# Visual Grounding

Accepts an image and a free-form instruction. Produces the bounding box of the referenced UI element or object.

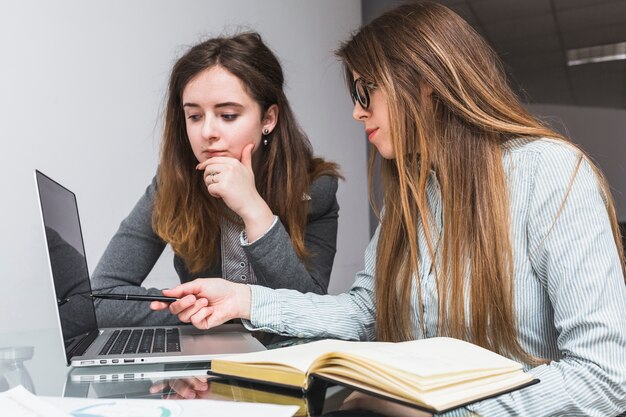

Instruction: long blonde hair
[337,1,624,363]
[154,32,339,273]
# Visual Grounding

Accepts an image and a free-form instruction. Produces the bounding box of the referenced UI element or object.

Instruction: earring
[262,128,270,146]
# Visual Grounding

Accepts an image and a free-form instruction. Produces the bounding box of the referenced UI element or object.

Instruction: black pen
[90,293,178,303]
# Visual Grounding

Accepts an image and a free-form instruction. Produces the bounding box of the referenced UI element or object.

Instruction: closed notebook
[209,337,539,413]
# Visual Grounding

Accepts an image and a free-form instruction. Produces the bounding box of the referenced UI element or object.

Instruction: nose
[352,101,369,121]
[201,116,218,141]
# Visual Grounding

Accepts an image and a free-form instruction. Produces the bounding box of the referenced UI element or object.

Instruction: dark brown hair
[154,32,339,273]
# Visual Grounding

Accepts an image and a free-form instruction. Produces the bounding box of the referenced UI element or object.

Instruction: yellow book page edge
[211,361,306,388]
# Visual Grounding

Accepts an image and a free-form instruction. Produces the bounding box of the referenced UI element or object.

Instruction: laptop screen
[35,170,99,353]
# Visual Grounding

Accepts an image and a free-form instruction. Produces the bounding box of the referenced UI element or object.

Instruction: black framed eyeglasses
[351,77,377,109]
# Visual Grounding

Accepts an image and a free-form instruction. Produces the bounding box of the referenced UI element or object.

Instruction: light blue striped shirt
[245,138,626,416]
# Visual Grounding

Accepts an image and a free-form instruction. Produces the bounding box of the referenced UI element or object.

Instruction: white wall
[528,104,626,222]
[0,0,368,332]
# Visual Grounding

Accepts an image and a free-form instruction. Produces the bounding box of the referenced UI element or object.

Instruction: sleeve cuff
[440,408,479,417]
[241,285,284,333]
[240,216,279,246]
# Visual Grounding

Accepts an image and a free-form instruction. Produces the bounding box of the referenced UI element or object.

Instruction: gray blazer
[91,175,339,327]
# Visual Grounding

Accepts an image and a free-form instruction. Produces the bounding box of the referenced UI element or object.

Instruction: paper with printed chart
[0,385,70,417]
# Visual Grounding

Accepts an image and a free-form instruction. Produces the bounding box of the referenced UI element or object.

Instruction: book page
[340,337,522,379]
[214,339,364,373]
[308,338,534,412]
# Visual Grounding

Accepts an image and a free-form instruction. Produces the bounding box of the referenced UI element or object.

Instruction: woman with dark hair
[92,32,341,327]
[153,3,626,415]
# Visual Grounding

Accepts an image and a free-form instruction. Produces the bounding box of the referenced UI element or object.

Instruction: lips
[366,128,379,141]
[204,150,226,158]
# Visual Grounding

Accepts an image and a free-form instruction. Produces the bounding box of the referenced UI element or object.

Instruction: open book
[210,337,538,413]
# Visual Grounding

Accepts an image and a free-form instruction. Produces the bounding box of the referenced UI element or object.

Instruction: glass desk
[0,329,361,417]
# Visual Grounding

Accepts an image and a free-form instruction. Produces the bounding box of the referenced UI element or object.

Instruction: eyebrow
[182,102,244,109]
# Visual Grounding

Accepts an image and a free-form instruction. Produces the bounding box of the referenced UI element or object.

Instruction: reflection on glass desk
[0,345,35,393]
[64,367,346,416]
[0,329,353,417]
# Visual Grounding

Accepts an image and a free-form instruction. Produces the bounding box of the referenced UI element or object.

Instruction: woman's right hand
[150,377,211,400]
[150,278,251,329]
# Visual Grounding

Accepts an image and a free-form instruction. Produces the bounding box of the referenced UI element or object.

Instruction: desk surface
[0,329,354,416]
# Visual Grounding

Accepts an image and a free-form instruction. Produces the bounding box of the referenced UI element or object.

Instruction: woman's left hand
[197,143,274,240]
[197,143,259,214]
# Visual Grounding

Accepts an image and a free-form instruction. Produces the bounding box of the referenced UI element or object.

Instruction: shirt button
[239,262,246,267]
[240,274,247,280]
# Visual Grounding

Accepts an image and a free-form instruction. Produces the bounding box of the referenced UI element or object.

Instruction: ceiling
[363,0,626,109]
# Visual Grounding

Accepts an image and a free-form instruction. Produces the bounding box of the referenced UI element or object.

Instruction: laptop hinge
[69,329,100,358]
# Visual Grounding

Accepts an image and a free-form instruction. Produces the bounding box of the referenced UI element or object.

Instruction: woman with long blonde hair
[153,3,625,415]
[92,32,341,328]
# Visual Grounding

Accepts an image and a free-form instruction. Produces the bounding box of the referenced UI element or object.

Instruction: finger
[161,286,187,298]
[201,162,229,175]
[168,294,198,315]
[190,306,217,330]
[170,379,197,398]
[175,298,209,322]
[186,377,209,391]
[204,172,220,188]
[150,301,170,311]
[162,280,209,298]
[149,381,169,394]
[197,157,236,171]
[206,181,223,199]
[171,387,196,399]
[201,163,230,188]
[241,143,255,169]
[162,393,184,400]
[196,156,228,171]
[207,188,223,199]
[182,391,197,400]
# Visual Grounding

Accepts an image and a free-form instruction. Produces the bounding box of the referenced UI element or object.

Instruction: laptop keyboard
[99,328,181,355]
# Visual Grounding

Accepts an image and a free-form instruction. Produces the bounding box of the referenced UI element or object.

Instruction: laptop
[34,170,265,367]
[66,361,214,384]
[63,365,312,416]
[63,363,215,399]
